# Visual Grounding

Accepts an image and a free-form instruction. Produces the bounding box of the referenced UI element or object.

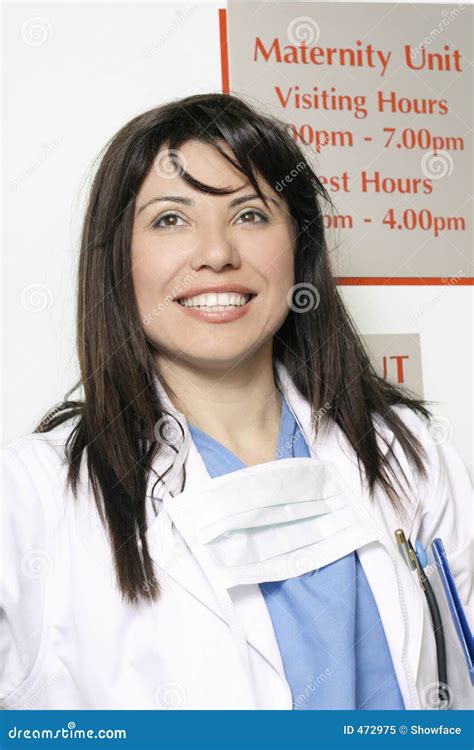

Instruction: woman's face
[131,139,295,371]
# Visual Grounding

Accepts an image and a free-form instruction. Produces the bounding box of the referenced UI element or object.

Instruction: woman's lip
[174,295,256,323]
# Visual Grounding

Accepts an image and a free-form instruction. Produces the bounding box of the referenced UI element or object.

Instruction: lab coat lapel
[278,364,424,708]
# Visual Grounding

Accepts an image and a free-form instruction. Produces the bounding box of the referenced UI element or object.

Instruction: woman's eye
[235,209,268,225]
[152,212,186,229]
[151,209,268,229]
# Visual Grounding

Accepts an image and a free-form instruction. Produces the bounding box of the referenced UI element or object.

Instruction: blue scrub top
[188,393,405,710]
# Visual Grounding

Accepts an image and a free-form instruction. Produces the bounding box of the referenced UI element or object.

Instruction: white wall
[341,285,472,468]
[2,1,472,469]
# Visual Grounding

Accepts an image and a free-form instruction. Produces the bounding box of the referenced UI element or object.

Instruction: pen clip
[407,540,426,592]
[394,529,425,592]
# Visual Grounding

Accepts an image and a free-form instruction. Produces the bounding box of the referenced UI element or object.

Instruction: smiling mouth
[176,292,256,310]
[173,291,257,323]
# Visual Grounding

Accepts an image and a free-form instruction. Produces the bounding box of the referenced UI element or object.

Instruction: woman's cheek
[132,241,169,307]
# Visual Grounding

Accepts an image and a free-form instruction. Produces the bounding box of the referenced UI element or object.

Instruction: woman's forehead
[137,139,278,202]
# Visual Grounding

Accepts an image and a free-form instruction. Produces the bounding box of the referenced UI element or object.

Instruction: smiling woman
[131,138,296,380]
[1,93,472,711]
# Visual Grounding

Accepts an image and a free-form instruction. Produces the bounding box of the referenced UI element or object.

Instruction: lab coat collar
[273,360,396,462]
[148,359,396,465]
[145,360,400,688]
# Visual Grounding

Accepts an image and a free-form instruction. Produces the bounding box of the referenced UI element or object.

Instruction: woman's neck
[155,352,282,465]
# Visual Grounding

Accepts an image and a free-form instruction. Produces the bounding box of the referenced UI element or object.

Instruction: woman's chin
[170,348,259,371]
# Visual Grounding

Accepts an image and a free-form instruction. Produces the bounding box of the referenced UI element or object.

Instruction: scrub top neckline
[188,388,292,467]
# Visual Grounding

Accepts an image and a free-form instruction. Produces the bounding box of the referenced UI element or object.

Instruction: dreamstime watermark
[287,282,321,313]
[142,531,201,592]
[275,160,308,193]
[8,723,127,740]
[10,137,65,192]
[420,681,454,709]
[154,681,188,709]
[421,149,454,180]
[286,547,321,578]
[19,669,67,709]
[299,141,321,166]
[275,427,304,458]
[292,669,332,708]
[275,402,331,458]
[287,16,320,45]
[425,415,454,445]
[20,283,54,313]
[153,148,188,181]
[410,4,465,59]
[35,401,68,432]
[142,271,198,325]
[20,549,54,579]
[408,268,465,325]
[314,401,332,420]
[20,16,53,46]
[423,538,461,583]
[142,5,198,60]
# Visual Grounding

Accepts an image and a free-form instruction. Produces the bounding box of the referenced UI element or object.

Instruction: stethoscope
[394,529,449,706]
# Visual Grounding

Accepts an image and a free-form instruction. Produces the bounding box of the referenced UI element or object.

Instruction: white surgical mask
[161,455,382,706]
[163,456,380,587]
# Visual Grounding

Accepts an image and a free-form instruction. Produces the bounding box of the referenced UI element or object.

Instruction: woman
[1,93,472,711]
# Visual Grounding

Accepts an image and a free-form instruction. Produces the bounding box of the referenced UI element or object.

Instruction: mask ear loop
[151,414,193,497]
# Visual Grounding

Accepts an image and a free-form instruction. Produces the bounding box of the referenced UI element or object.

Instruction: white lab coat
[1,362,473,710]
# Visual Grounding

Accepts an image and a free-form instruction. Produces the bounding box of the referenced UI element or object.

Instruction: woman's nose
[191,225,241,272]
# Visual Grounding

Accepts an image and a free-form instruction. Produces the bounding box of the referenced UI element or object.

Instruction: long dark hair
[35,92,434,604]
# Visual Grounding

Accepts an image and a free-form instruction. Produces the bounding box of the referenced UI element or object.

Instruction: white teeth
[178,292,251,308]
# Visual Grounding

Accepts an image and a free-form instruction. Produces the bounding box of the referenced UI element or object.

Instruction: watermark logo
[21,16,53,47]
[154,681,187,709]
[287,16,320,45]
[420,681,454,709]
[287,282,320,313]
[21,549,54,579]
[153,149,187,180]
[426,415,453,445]
[421,149,454,180]
[286,548,320,578]
[21,283,54,313]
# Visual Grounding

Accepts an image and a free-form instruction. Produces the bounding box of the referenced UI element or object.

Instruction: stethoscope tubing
[395,530,450,706]
[414,547,449,703]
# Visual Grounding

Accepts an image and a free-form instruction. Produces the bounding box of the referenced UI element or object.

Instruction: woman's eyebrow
[136,192,280,217]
